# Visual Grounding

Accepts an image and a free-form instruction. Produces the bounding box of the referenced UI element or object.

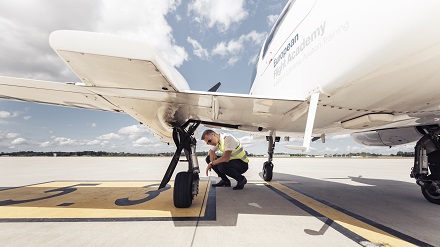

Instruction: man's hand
[209,151,217,164]
[206,162,212,176]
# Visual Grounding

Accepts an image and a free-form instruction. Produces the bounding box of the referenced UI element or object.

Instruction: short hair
[201,129,216,140]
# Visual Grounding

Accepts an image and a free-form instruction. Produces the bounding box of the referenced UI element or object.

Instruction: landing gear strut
[159,121,200,208]
[411,127,440,205]
[263,132,280,181]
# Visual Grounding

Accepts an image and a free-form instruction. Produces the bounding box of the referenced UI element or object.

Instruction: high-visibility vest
[218,134,249,163]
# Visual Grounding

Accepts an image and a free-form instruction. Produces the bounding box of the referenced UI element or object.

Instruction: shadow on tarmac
[193,171,430,226]
[186,171,438,246]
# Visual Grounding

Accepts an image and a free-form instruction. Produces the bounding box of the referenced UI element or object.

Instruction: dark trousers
[206,155,248,182]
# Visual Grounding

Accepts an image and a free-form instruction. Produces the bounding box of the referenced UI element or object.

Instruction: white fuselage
[250,0,440,132]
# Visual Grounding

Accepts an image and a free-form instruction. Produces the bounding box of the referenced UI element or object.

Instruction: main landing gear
[263,132,280,181]
[159,121,200,208]
[411,126,440,205]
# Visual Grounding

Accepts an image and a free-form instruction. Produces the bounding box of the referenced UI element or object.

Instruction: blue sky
[0,0,415,155]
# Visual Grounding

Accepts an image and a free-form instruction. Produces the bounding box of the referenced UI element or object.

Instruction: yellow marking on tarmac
[0,181,209,219]
[269,182,417,247]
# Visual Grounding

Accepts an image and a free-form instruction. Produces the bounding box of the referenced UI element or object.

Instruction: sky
[0,0,415,155]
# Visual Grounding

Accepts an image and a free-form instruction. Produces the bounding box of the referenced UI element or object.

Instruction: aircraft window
[262,1,294,59]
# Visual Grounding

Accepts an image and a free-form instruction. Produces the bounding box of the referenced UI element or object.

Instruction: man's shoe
[233,177,247,190]
[212,180,231,187]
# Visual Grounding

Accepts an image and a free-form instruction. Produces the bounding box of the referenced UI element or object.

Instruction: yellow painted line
[198,182,210,218]
[0,181,209,219]
[269,182,417,247]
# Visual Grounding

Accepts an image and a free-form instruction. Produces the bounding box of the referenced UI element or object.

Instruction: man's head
[201,129,219,146]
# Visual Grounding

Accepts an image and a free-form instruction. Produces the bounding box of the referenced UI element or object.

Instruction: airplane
[1,0,440,208]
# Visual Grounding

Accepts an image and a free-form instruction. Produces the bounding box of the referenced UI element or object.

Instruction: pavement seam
[190,176,212,247]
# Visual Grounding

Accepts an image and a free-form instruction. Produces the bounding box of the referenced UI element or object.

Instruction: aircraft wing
[0,76,120,112]
[0,30,312,142]
[0,74,306,142]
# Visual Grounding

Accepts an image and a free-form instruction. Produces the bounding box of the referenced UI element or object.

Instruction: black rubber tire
[263,161,273,181]
[421,185,440,205]
[174,172,194,208]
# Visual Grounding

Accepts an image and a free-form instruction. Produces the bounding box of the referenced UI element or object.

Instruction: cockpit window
[262,1,294,59]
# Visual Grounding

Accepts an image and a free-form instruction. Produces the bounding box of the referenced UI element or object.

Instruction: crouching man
[201,129,248,190]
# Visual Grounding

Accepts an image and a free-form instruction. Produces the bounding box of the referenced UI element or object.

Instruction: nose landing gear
[263,133,280,181]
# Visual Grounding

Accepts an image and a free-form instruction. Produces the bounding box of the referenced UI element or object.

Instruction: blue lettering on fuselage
[273,34,299,68]
[273,22,326,79]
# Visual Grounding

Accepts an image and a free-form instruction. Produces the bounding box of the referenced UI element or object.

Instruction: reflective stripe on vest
[218,134,249,163]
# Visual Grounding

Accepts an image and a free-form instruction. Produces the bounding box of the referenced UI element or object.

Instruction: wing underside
[0,76,119,112]
[0,74,306,142]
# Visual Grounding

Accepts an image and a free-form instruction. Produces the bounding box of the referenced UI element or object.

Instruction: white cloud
[239,135,253,145]
[324,147,340,153]
[0,111,21,118]
[267,14,278,27]
[226,57,240,67]
[0,132,19,139]
[212,40,242,57]
[91,123,97,128]
[188,0,248,31]
[0,0,101,81]
[86,140,100,146]
[97,133,122,141]
[118,125,149,139]
[211,31,266,67]
[40,141,50,148]
[329,134,350,140]
[11,138,27,145]
[0,0,187,83]
[5,133,19,139]
[0,111,11,118]
[212,31,266,64]
[245,30,267,44]
[133,137,155,147]
[97,0,188,67]
[186,36,209,60]
[53,137,80,146]
[23,116,31,120]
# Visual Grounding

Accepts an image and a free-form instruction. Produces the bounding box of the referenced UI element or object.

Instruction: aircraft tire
[263,161,273,181]
[421,184,440,205]
[174,171,193,208]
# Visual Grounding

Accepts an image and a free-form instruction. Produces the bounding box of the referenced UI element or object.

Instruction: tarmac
[0,156,439,247]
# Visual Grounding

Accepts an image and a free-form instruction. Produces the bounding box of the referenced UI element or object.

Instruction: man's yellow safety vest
[218,134,249,163]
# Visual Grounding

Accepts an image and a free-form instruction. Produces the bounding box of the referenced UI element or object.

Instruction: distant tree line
[391,151,414,157]
[0,151,415,157]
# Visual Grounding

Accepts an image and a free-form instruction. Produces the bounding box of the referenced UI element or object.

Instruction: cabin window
[262,1,294,59]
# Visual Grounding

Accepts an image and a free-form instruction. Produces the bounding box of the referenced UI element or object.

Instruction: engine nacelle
[351,127,423,146]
